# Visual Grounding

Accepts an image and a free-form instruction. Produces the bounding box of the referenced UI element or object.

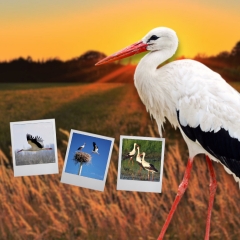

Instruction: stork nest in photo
[73,151,92,165]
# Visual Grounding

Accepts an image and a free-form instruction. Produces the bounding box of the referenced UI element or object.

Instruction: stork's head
[140,152,145,157]
[95,27,178,66]
[142,27,178,53]
[134,142,138,146]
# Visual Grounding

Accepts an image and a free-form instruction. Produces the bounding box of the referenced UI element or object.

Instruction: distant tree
[27,56,33,62]
[217,51,229,59]
[194,53,208,60]
[231,41,240,57]
[0,50,121,83]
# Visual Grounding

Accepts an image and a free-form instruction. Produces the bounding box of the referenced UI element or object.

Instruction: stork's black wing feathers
[26,134,44,148]
[149,163,158,172]
[177,111,240,178]
[93,142,98,150]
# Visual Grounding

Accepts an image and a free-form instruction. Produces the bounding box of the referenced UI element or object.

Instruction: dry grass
[1,131,240,240]
[0,82,240,239]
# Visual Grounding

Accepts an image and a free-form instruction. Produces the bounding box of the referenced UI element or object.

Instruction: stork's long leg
[158,158,193,240]
[205,155,217,240]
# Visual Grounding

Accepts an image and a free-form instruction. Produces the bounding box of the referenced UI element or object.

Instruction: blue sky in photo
[65,132,112,180]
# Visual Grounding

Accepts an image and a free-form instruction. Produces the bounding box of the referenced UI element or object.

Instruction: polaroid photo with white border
[10,119,58,177]
[117,135,165,193]
[61,129,114,192]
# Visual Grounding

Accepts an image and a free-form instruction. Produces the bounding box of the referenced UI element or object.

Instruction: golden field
[0,72,240,239]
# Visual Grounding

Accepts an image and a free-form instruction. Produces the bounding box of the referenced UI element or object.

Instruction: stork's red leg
[205,155,217,240]
[158,158,193,240]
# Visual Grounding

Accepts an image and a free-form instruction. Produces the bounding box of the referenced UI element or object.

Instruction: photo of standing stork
[77,142,85,151]
[122,142,138,165]
[120,137,164,182]
[135,146,144,176]
[140,152,158,180]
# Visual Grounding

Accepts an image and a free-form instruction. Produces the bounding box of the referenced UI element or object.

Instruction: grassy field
[120,158,161,181]
[0,80,240,239]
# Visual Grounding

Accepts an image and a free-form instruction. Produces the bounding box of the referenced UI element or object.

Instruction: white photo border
[61,129,114,192]
[117,135,165,193]
[10,119,58,177]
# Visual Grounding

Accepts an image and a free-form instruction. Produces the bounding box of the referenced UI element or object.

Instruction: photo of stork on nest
[117,135,165,193]
[61,129,114,191]
[10,119,58,177]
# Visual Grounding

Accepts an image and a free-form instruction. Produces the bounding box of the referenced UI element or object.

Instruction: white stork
[17,134,52,152]
[140,152,158,180]
[96,27,240,239]
[92,142,99,154]
[78,143,86,151]
[135,146,144,175]
[123,142,138,165]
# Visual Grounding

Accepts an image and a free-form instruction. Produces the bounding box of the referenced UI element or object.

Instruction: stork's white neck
[137,147,139,156]
[134,48,179,136]
[137,48,174,73]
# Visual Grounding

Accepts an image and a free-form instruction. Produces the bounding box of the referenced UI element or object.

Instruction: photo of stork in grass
[117,136,165,193]
[10,119,58,177]
[61,130,114,191]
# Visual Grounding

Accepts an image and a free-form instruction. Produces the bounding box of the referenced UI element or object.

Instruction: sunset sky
[1,0,240,61]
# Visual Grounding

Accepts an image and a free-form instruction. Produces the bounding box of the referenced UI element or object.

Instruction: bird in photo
[135,146,144,175]
[78,143,86,151]
[123,142,138,165]
[17,134,52,152]
[92,142,99,154]
[140,152,158,180]
[96,27,240,239]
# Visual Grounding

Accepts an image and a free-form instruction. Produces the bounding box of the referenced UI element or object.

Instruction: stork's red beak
[95,41,148,66]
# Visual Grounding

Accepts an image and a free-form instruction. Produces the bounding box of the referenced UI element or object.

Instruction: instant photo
[61,129,114,191]
[10,119,58,177]
[117,135,165,193]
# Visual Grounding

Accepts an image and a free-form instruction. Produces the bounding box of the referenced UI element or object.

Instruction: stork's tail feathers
[150,163,158,173]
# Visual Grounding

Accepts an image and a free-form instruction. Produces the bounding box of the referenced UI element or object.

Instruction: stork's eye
[147,35,160,43]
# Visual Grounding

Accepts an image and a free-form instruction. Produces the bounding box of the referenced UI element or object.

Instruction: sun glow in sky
[0,0,240,61]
